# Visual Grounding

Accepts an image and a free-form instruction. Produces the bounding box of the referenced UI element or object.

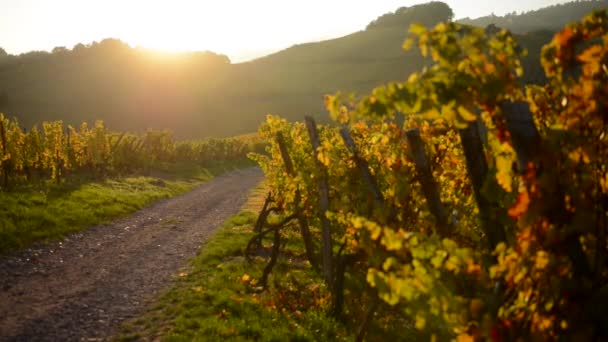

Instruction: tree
[72,43,86,53]
[52,46,69,54]
[367,1,454,30]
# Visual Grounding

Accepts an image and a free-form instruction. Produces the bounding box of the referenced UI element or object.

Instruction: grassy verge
[0,161,253,254]
[117,184,351,341]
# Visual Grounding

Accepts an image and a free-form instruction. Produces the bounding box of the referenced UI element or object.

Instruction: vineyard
[0,115,263,188]
[0,117,264,253]
[248,11,608,341]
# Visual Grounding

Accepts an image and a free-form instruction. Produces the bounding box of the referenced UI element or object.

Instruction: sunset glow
[1,0,576,62]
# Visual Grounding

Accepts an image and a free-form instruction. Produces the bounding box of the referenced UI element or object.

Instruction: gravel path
[0,167,263,341]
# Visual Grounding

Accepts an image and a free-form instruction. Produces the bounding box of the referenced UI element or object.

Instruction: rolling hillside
[0,0,606,138]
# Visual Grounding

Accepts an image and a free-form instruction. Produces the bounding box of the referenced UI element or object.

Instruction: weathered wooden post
[339,126,385,207]
[501,101,591,277]
[458,120,506,249]
[336,125,386,319]
[501,101,541,173]
[304,116,334,289]
[276,132,318,270]
[405,128,450,234]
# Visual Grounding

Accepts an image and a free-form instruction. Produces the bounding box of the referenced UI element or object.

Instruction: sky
[0,0,573,62]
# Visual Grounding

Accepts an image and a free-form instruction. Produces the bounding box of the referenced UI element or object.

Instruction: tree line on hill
[0,0,606,138]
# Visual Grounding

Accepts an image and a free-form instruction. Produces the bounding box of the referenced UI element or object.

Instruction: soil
[0,167,263,341]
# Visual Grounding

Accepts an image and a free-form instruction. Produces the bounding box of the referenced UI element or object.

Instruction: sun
[128,32,198,54]
[88,0,295,60]
[113,1,240,55]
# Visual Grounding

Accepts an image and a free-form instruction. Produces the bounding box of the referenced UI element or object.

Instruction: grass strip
[0,161,251,254]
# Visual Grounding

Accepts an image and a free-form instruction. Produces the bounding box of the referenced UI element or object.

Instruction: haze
[1,0,573,62]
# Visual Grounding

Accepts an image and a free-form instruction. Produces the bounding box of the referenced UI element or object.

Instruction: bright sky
[0,0,572,62]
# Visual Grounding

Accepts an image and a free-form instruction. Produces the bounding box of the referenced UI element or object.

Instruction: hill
[0,1,606,138]
[458,0,608,33]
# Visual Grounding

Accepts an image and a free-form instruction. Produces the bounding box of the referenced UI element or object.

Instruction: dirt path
[0,167,263,341]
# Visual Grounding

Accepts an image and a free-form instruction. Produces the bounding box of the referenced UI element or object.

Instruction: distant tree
[485,24,501,35]
[97,38,130,51]
[367,1,454,30]
[456,0,608,34]
[73,43,86,52]
[52,46,69,55]
[18,51,50,62]
[0,47,7,58]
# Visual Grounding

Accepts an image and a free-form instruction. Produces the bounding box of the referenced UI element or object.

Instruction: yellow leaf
[409,23,426,35]
[441,104,457,122]
[496,155,514,192]
[444,256,460,272]
[535,251,550,270]
[457,106,477,122]
[381,228,403,251]
[241,274,251,283]
[403,38,415,51]
[456,333,475,342]
[568,147,591,164]
[367,269,378,287]
[600,173,608,194]
[415,314,426,330]
[369,222,382,240]
[382,257,398,271]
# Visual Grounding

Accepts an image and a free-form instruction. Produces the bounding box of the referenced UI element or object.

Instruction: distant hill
[458,0,608,33]
[0,1,606,138]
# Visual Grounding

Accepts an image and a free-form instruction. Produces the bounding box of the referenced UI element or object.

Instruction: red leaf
[508,190,530,220]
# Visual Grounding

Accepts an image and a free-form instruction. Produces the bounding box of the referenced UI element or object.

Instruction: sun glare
[112,1,248,56]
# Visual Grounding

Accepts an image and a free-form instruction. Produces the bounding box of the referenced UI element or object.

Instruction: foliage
[251,10,608,341]
[0,116,262,188]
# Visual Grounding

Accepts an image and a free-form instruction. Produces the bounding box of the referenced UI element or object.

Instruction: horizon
[0,0,580,62]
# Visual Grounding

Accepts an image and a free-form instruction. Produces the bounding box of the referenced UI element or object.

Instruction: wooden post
[501,101,591,277]
[339,126,385,207]
[405,128,449,234]
[276,132,318,270]
[305,116,334,289]
[501,101,540,172]
[458,121,505,249]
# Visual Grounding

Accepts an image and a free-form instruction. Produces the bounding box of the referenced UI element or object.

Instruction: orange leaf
[554,27,575,46]
[508,190,530,220]
[577,44,602,64]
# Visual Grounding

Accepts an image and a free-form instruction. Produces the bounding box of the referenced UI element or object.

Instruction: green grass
[0,161,253,254]
[116,189,351,341]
